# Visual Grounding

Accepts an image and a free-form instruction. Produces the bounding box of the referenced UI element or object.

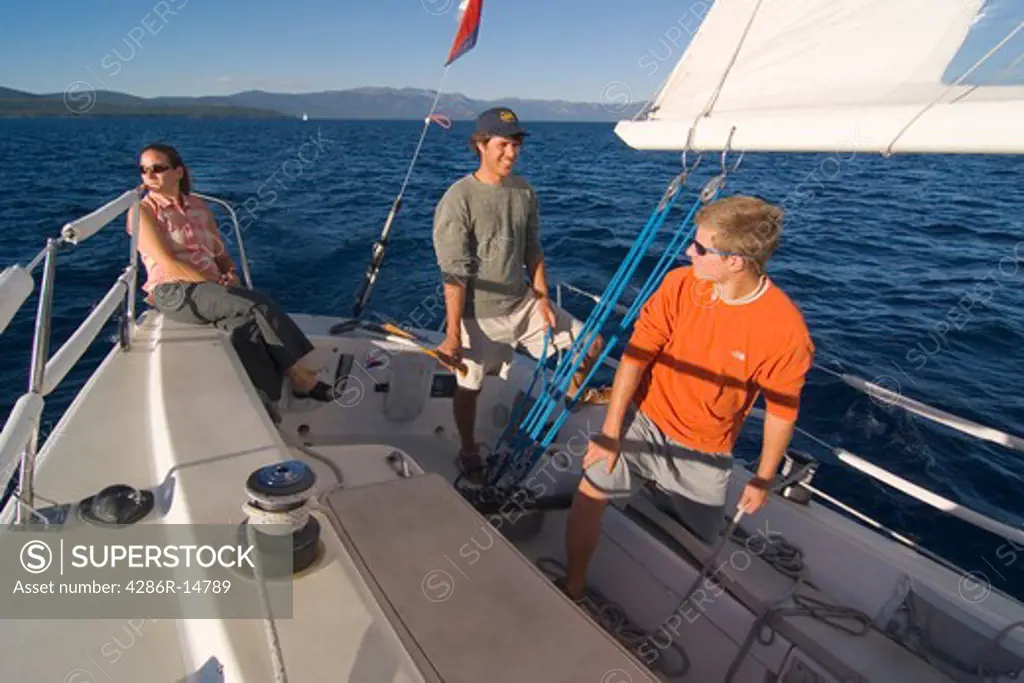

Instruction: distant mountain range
[0,85,645,121]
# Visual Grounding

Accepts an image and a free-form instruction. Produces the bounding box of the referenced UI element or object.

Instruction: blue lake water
[1,117,1022,599]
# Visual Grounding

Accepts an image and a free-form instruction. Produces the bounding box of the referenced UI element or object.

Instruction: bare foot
[287,366,318,393]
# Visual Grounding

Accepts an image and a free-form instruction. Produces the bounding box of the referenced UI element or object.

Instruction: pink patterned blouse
[131,192,224,294]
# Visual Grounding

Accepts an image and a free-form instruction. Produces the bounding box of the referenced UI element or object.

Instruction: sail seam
[699,0,767,118]
[687,0,767,147]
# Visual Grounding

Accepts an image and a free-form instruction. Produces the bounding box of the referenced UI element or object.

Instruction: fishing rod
[349,106,451,319]
[350,0,483,319]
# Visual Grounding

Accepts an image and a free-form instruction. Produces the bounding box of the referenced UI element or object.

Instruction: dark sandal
[455,452,486,485]
[553,577,586,606]
[292,380,335,403]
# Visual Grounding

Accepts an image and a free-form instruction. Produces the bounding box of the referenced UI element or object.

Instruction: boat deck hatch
[322,473,658,683]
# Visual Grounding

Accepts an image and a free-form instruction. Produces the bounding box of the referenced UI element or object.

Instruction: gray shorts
[583,406,733,543]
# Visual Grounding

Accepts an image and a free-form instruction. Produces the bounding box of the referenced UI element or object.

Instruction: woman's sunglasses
[139,163,171,175]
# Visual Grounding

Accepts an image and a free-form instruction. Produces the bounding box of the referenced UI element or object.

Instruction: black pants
[151,281,314,403]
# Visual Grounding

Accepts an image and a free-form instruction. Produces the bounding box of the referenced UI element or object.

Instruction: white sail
[614,0,1024,154]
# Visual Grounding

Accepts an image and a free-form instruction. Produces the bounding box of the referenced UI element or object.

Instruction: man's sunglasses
[692,238,744,259]
[139,164,171,175]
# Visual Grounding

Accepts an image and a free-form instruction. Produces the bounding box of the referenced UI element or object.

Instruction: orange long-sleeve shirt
[625,267,814,454]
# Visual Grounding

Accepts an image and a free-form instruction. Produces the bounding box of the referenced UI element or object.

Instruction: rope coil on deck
[535,557,691,679]
[242,500,311,535]
[728,524,804,579]
[532,465,883,683]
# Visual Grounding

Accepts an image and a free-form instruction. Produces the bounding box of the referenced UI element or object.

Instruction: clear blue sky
[0,0,1020,102]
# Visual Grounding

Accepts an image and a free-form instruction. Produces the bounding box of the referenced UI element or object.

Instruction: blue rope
[532,188,715,454]
[492,327,550,458]
[489,332,550,485]
[484,174,692,486]
[485,181,684,486]
[497,174,727,487]
[514,174,687,443]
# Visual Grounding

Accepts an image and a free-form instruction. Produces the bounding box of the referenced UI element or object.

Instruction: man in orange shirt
[562,195,814,601]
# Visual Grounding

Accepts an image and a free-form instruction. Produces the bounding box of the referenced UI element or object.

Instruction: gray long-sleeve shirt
[432,172,544,319]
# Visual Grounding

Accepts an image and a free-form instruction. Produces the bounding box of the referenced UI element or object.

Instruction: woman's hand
[218,270,241,287]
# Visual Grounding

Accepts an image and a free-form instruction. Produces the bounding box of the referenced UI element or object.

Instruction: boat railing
[0,188,251,524]
[554,280,1024,549]
[193,192,254,291]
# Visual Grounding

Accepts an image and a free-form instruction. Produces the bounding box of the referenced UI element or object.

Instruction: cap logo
[499,110,516,123]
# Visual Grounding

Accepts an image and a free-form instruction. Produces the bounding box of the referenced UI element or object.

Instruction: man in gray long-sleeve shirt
[432,107,610,483]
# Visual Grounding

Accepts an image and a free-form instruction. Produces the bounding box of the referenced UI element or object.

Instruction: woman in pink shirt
[129,143,335,411]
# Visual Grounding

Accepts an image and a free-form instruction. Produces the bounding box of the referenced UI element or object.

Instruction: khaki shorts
[458,294,586,391]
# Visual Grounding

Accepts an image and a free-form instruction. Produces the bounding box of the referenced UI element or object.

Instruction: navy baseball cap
[474,107,529,138]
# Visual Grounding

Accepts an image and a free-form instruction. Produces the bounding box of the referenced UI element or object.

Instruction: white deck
[1,314,427,681]
[0,313,657,682]
[1,311,1022,682]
